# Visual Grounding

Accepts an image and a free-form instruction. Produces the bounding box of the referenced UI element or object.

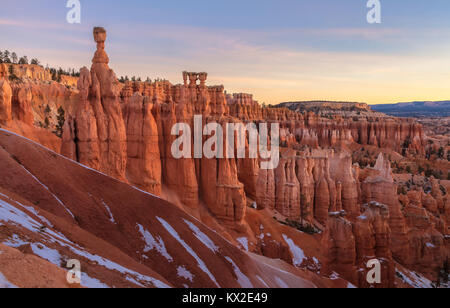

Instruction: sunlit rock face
[0,78,12,124]
[33,27,446,287]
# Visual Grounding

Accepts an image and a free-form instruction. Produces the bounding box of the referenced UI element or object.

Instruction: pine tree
[11,52,17,64]
[55,106,65,137]
[31,58,40,65]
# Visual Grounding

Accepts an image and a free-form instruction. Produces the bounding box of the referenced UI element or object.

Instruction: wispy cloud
[0,18,89,32]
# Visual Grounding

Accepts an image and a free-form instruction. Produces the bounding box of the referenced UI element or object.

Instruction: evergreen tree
[55,106,65,137]
[18,57,27,64]
[44,117,50,129]
[31,58,40,65]
[11,52,17,64]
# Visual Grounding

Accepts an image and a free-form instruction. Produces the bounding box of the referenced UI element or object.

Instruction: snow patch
[177,266,194,283]
[81,273,109,288]
[426,242,435,248]
[0,272,18,288]
[102,201,116,224]
[282,234,306,267]
[0,198,43,233]
[157,217,220,287]
[236,237,249,252]
[396,268,434,289]
[330,272,340,280]
[256,275,269,288]
[3,234,28,248]
[30,243,62,266]
[0,192,53,227]
[0,193,167,289]
[19,165,75,219]
[0,198,73,246]
[275,277,289,288]
[184,219,219,253]
[66,244,170,288]
[225,256,253,288]
[132,186,162,200]
[136,224,173,262]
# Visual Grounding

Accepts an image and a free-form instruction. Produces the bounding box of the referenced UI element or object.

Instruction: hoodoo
[0,25,448,289]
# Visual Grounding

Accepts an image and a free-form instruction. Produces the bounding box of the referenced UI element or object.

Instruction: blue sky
[1,0,450,104]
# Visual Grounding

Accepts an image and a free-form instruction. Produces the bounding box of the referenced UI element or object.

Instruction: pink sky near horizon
[1,1,450,105]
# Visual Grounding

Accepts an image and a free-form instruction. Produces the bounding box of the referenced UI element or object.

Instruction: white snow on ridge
[0,128,162,202]
[282,234,306,267]
[0,198,42,234]
[19,165,75,220]
[102,201,116,224]
[184,219,219,253]
[81,273,109,288]
[131,186,162,200]
[64,242,170,288]
[396,268,434,289]
[30,243,62,266]
[225,256,254,288]
[275,277,289,288]
[426,242,435,248]
[3,234,28,248]
[236,237,249,252]
[0,192,53,227]
[177,266,194,283]
[0,272,18,288]
[256,275,269,288]
[157,217,220,287]
[0,197,73,246]
[137,223,173,262]
[0,196,168,289]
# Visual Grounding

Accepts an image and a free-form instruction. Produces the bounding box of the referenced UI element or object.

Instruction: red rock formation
[12,84,34,125]
[361,154,411,264]
[0,78,12,124]
[156,98,199,208]
[353,202,395,288]
[62,27,127,181]
[274,151,301,220]
[123,92,162,195]
[321,211,358,284]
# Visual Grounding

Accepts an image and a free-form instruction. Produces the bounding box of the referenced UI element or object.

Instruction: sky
[1,0,450,105]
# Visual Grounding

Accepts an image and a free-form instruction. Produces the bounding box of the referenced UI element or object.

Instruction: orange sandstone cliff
[0,27,448,288]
